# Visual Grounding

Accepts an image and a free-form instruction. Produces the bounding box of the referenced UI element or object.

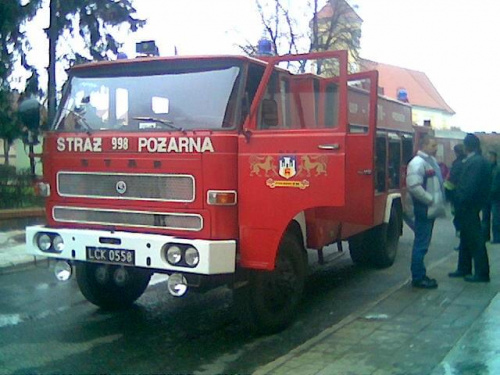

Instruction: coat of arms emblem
[279,155,297,179]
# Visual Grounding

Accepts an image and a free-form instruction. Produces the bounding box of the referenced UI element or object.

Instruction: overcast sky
[22,0,500,133]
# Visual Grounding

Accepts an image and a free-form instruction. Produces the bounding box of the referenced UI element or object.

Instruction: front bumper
[26,225,236,275]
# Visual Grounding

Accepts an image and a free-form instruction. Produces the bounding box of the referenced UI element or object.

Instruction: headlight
[185,247,199,267]
[37,233,52,251]
[166,245,182,265]
[53,235,65,252]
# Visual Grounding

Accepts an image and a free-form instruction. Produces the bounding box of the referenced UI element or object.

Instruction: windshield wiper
[59,108,93,135]
[132,116,184,132]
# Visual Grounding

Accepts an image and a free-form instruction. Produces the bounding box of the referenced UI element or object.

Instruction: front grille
[57,172,194,202]
[53,206,203,231]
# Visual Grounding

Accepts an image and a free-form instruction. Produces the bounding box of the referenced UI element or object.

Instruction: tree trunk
[47,0,58,125]
[3,139,10,165]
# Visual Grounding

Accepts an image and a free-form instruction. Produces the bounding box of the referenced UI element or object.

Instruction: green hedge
[0,165,44,209]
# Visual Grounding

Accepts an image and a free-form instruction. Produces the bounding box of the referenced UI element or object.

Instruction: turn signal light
[207,190,237,205]
[35,182,51,197]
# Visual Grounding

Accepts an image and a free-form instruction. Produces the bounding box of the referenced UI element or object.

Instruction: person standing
[481,151,497,242]
[406,135,446,289]
[449,134,492,282]
[444,144,466,248]
[491,155,500,244]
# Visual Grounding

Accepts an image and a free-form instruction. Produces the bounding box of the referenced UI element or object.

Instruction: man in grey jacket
[406,134,446,288]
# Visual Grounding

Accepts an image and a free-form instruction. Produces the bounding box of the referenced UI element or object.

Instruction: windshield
[54,64,242,132]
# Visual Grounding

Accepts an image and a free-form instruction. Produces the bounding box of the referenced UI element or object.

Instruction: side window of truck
[258,74,322,130]
[280,78,291,128]
[388,134,402,189]
[258,72,281,129]
[402,136,414,165]
[375,136,387,192]
[325,83,339,128]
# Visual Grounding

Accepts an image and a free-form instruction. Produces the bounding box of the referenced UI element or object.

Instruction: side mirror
[18,98,41,131]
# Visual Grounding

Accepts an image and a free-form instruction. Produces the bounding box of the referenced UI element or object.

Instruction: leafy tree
[0,90,22,165]
[0,0,143,163]
[241,0,361,74]
[46,0,145,123]
[0,0,41,164]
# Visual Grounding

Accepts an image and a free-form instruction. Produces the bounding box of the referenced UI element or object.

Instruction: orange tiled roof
[360,59,455,114]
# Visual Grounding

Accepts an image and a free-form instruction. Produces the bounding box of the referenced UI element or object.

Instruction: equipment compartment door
[341,71,377,225]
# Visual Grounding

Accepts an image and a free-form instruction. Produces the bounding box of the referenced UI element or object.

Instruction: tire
[234,233,306,334]
[76,262,152,309]
[348,205,402,268]
[348,232,369,265]
[370,205,401,268]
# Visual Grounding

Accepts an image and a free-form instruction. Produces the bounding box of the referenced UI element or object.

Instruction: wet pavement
[2,221,500,374]
[254,241,500,375]
[432,293,500,375]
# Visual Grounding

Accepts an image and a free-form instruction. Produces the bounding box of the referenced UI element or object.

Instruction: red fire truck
[24,50,415,333]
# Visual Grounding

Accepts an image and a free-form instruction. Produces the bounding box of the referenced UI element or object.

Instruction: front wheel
[234,233,306,334]
[76,263,152,309]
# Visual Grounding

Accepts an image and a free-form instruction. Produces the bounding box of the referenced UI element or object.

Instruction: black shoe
[412,277,438,289]
[464,275,490,283]
[448,271,470,278]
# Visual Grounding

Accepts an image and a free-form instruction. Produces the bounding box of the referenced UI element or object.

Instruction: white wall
[412,106,454,130]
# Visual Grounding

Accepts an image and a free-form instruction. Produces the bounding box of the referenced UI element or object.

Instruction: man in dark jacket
[444,144,466,237]
[481,151,497,241]
[449,134,492,282]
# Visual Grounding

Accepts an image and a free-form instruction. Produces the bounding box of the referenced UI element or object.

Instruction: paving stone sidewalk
[254,242,500,375]
[0,229,47,274]
[0,208,45,273]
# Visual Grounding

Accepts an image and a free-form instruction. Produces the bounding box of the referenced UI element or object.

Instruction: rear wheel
[234,233,306,334]
[371,205,401,268]
[348,204,402,268]
[76,263,152,309]
[348,232,369,265]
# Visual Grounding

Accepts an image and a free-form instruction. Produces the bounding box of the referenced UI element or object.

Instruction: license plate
[86,247,135,266]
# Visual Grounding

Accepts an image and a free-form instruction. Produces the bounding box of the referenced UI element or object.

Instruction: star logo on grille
[116,180,127,195]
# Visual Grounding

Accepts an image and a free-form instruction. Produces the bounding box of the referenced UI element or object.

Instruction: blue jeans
[411,209,435,281]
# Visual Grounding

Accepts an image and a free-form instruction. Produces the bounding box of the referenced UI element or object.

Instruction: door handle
[318,143,340,150]
[357,169,372,175]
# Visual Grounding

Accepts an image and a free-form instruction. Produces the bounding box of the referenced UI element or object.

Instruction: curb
[0,256,49,275]
[0,207,45,231]
[0,207,45,220]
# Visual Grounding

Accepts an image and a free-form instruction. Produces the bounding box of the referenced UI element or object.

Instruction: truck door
[237,51,350,270]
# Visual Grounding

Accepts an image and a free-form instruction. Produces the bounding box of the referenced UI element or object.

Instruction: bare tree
[240,0,361,73]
